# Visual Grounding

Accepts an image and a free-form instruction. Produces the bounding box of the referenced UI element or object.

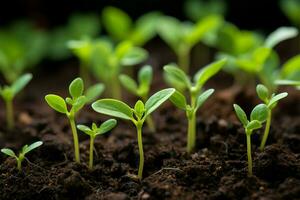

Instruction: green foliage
[45,78,104,163]
[77,119,117,169]
[280,0,300,28]
[0,73,32,129]
[92,88,175,179]
[1,141,43,171]
[164,59,226,153]
[102,6,161,46]
[275,80,300,90]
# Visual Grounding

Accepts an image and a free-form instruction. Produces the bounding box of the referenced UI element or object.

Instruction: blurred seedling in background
[119,65,156,132]
[233,104,268,176]
[92,88,175,179]
[0,73,32,129]
[157,14,223,73]
[102,6,161,46]
[165,59,226,153]
[1,141,43,171]
[45,78,104,163]
[77,119,117,169]
[276,80,300,90]
[256,84,288,150]
[91,39,148,99]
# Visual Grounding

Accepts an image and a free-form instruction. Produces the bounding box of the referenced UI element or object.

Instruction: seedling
[256,84,288,150]
[0,73,32,129]
[77,119,117,169]
[102,6,161,46]
[1,141,43,171]
[92,88,175,179]
[91,39,148,99]
[233,104,268,176]
[119,65,156,132]
[157,14,222,72]
[165,59,226,153]
[45,78,104,163]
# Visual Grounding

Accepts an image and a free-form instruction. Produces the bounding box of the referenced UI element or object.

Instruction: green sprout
[256,84,288,150]
[119,65,156,132]
[157,14,223,73]
[233,104,269,176]
[102,6,160,46]
[77,119,117,169]
[1,141,43,171]
[164,59,226,153]
[91,39,148,99]
[45,78,104,163]
[92,88,175,179]
[0,73,32,129]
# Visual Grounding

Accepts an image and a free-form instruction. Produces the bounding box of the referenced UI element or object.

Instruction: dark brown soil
[0,58,299,200]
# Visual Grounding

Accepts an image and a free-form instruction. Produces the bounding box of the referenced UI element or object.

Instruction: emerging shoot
[45,78,104,163]
[92,88,175,179]
[1,141,43,171]
[233,104,268,176]
[77,119,117,169]
[256,84,288,150]
[0,73,32,129]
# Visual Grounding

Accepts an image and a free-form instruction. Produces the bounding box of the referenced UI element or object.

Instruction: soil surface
[0,51,300,200]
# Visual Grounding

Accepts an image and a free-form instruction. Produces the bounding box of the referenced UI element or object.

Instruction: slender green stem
[6,99,14,129]
[178,47,190,74]
[246,130,253,176]
[136,122,144,179]
[79,64,90,87]
[17,159,22,171]
[187,94,197,154]
[89,136,94,169]
[260,110,272,151]
[69,117,80,163]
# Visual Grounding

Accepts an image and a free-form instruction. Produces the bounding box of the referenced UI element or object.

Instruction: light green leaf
[45,94,68,114]
[134,100,145,116]
[11,73,32,96]
[233,104,248,126]
[98,119,117,135]
[85,83,105,103]
[77,124,93,136]
[195,89,214,110]
[246,120,262,130]
[138,65,153,88]
[23,141,43,154]
[268,92,288,108]
[250,104,269,122]
[120,47,148,66]
[92,99,133,120]
[1,148,16,158]
[256,84,269,102]
[119,74,138,95]
[265,27,298,48]
[169,90,187,110]
[281,55,300,80]
[145,88,175,117]
[69,78,84,99]
[163,64,191,88]
[72,96,87,113]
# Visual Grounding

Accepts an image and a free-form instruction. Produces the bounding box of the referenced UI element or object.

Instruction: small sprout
[45,78,104,163]
[165,59,226,153]
[119,65,156,132]
[92,88,175,179]
[0,73,32,129]
[1,141,43,171]
[256,84,288,150]
[233,104,268,176]
[77,119,117,169]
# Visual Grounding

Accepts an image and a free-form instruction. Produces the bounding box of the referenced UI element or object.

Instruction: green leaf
[119,74,138,95]
[195,89,214,110]
[11,73,32,96]
[138,65,153,88]
[169,90,187,110]
[281,55,300,80]
[92,99,133,120]
[265,27,298,48]
[256,84,269,102]
[246,120,262,130]
[134,100,145,118]
[163,64,191,88]
[72,96,87,113]
[69,78,84,99]
[45,94,68,114]
[102,6,132,41]
[268,92,288,108]
[85,83,105,103]
[275,80,300,87]
[194,59,226,89]
[120,47,148,66]
[77,124,93,136]
[1,148,16,158]
[233,104,248,126]
[98,119,117,135]
[250,104,269,122]
[23,141,43,154]
[144,88,175,117]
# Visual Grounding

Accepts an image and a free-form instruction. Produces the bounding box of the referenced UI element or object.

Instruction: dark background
[0,0,291,31]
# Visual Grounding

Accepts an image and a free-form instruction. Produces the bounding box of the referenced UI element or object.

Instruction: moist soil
[0,53,300,200]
